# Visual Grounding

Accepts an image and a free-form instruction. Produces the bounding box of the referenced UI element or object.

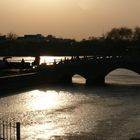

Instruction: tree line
[0,26,140,41]
[0,27,140,56]
[105,26,140,41]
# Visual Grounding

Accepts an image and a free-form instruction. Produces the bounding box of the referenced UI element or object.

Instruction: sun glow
[40,56,65,65]
[30,90,59,110]
[0,0,140,40]
[78,0,95,10]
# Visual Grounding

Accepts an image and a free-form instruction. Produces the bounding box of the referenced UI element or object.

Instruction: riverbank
[0,69,21,77]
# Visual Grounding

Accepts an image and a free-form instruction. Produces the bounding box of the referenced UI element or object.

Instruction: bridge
[35,55,140,85]
[0,55,140,89]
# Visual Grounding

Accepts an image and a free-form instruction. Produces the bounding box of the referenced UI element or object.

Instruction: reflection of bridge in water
[36,55,140,85]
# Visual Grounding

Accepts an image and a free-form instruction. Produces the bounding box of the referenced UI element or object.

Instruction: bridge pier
[86,76,105,86]
[58,75,72,84]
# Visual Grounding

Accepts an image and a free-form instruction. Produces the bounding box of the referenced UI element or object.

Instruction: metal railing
[0,120,20,140]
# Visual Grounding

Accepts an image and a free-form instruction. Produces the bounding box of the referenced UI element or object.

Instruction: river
[0,58,140,140]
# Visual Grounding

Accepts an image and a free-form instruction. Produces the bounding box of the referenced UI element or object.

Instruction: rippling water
[0,69,140,140]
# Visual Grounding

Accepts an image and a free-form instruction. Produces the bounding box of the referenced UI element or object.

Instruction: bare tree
[119,27,132,40]
[7,32,17,40]
[106,27,132,40]
[133,26,140,41]
[88,36,97,41]
[106,28,120,40]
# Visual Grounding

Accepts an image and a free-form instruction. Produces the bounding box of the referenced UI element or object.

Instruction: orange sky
[0,0,140,40]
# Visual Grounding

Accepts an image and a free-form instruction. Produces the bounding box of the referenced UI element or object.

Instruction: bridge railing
[0,120,20,140]
[52,55,122,64]
[39,55,140,67]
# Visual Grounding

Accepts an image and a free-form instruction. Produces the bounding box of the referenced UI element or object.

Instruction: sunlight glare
[30,90,59,110]
[78,0,95,10]
[40,56,56,64]
[40,56,65,65]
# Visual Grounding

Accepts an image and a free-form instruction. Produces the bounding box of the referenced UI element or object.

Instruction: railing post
[3,121,5,140]
[0,120,1,139]
[10,122,12,140]
[6,121,8,140]
[16,122,20,140]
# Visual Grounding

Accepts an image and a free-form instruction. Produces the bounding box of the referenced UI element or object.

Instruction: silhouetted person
[21,58,25,69]
[21,58,25,64]
[32,56,40,66]
[53,59,56,65]
[76,56,80,60]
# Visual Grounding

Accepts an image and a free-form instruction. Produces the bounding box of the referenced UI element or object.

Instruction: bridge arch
[105,68,140,84]
[84,65,140,85]
[72,74,86,84]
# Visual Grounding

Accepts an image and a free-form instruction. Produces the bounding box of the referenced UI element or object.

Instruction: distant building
[17,36,25,41]
[0,35,6,42]
[46,35,75,43]
[17,34,46,42]
[46,35,57,42]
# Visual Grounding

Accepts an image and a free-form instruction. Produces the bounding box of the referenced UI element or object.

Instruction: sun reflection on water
[40,56,65,65]
[23,90,66,139]
[29,90,59,110]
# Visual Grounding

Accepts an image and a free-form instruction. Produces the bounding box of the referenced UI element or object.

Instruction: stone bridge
[37,56,140,85]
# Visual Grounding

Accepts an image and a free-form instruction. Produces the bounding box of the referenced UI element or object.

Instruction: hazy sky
[0,0,140,39]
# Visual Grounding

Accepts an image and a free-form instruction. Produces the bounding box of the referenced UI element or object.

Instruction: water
[0,61,140,139]
[0,57,35,63]
[0,56,68,64]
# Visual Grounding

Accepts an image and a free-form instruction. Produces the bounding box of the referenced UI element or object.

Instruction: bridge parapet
[40,55,140,85]
[43,55,140,67]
